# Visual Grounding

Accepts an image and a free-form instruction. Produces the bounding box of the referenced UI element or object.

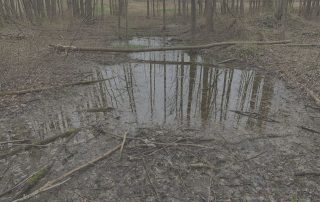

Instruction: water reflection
[94,54,273,129]
[25,37,296,136]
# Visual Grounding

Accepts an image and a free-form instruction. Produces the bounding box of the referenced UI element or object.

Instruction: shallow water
[16,37,318,138]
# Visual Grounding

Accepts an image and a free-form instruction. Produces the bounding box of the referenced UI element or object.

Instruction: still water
[24,37,314,137]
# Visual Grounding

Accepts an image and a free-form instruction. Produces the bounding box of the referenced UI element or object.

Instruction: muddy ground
[0,15,319,201]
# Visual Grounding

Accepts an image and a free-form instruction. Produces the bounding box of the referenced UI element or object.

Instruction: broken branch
[119,132,128,160]
[13,142,123,202]
[0,128,80,160]
[0,77,115,97]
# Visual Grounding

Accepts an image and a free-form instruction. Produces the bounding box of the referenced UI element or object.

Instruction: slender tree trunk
[0,0,5,20]
[191,0,196,39]
[281,0,288,39]
[51,0,57,18]
[263,0,274,11]
[205,0,213,31]
[147,0,150,18]
[152,0,155,16]
[101,0,104,17]
[118,0,122,37]
[125,0,128,39]
[162,0,166,30]
[182,0,186,16]
[9,0,17,18]
[17,0,24,19]
[240,0,244,16]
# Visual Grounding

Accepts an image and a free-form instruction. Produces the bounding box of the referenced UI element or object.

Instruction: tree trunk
[101,0,104,17]
[191,0,196,39]
[205,0,213,31]
[263,0,274,11]
[162,0,166,30]
[240,0,244,16]
[147,0,150,18]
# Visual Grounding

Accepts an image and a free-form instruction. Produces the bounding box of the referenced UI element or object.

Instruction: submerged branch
[130,58,236,67]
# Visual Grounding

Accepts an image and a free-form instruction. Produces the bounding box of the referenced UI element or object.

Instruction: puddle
[2,37,319,140]
[82,37,315,131]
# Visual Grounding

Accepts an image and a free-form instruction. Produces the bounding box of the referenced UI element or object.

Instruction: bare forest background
[0,0,319,35]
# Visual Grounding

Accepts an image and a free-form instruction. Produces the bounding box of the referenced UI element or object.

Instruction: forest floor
[0,14,319,201]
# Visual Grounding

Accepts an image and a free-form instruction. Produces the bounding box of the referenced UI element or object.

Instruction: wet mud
[0,37,319,201]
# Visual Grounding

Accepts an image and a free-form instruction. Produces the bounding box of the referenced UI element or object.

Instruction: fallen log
[49,40,292,53]
[132,59,219,67]
[0,77,115,97]
[131,58,236,67]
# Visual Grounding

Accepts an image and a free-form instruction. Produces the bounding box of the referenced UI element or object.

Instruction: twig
[152,142,216,150]
[110,134,216,150]
[8,143,50,147]
[239,151,267,162]
[142,159,160,201]
[0,139,31,145]
[229,110,280,123]
[119,132,128,160]
[294,172,320,177]
[44,144,122,187]
[298,126,320,134]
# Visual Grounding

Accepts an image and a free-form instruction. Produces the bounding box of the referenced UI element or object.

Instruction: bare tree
[191,0,196,39]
